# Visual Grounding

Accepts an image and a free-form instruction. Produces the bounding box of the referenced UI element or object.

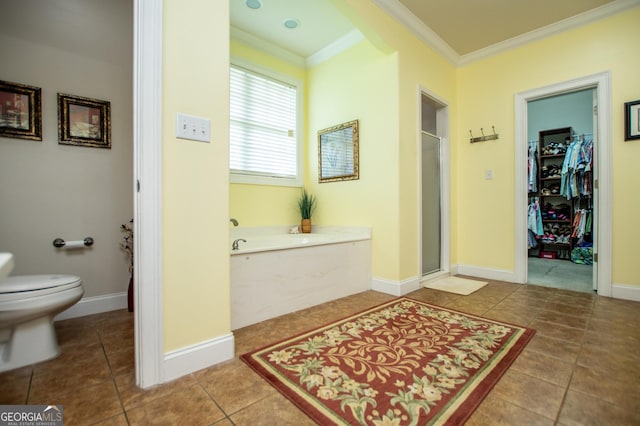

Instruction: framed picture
[624,100,640,141]
[0,80,42,141]
[58,93,111,148]
[318,120,359,183]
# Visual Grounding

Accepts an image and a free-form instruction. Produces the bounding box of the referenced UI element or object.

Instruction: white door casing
[514,72,612,296]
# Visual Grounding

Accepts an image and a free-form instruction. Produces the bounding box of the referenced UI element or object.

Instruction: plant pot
[301,219,312,233]
[127,274,134,312]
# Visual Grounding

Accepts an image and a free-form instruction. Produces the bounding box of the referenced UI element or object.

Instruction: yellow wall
[230,0,459,282]
[396,37,458,279]
[229,41,307,227]
[160,1,640,358]
[336,0,458,280]
[457,7,640,285]
[162,0,230,351]
[308,41,400,280]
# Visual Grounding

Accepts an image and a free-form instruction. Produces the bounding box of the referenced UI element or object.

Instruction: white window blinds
[230,64,300,185]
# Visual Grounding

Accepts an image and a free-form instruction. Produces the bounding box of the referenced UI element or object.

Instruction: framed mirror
[318,119,359,183]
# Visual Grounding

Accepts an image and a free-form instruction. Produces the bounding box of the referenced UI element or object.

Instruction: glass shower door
[422,131,441,276]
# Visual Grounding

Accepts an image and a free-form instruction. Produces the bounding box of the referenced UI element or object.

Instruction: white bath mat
[424,276,488,295]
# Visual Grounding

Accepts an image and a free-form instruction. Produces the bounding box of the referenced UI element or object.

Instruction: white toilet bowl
[0,274,83,372]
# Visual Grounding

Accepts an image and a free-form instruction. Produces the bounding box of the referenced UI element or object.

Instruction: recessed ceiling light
[283,18,300,29]
[245,0,262,10]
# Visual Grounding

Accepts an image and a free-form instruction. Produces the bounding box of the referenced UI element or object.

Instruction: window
[230,60,302,186]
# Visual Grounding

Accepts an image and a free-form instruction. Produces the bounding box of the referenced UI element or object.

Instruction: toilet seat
[0,275,82,299]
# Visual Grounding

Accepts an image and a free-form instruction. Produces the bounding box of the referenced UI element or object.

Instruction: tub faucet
[232,238,246,251]
[230,218,239,227]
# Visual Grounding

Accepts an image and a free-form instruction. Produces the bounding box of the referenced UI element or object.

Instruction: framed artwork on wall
[624,100,640,141]
[318,119,359,183]
[0,80,42,141]
[58,93,111,148]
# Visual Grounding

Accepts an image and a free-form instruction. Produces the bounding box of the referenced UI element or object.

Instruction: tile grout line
[25,366,34,404]
[551,293,594,425]
[99,324,130,425]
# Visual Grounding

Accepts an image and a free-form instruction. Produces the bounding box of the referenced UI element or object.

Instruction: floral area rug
[241,297,535,425]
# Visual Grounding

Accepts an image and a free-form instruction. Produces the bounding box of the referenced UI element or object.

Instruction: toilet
[0,274,83,372]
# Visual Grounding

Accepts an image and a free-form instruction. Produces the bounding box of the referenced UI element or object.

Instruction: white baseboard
[163,333,235,382]
[454,264,516,283]
[450,264,459,276]
[611,283,640,302]
[453,266,640,302]
[55,292,127,321]
[372,276,421,296]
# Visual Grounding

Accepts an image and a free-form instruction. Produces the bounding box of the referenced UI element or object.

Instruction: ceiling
[230,0,636,64]
[0,0,132,64]
[230,0,356,59]
[395,0,618,55]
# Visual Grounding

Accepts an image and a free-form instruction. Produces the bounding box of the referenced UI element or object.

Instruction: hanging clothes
[528,141,538,193]
[560,135,593,200]
[528,197,543,238]
[572,208,593,239]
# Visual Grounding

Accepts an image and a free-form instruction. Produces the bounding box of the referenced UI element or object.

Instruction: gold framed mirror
[318,119,359,183]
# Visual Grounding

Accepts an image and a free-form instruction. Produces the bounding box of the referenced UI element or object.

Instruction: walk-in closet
[526,90,595,293]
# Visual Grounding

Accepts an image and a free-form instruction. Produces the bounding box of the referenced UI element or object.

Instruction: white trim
[455,265,517,284]
[54,293,127,321]
[231,26,306,68]
[134,0,164,389]
[514,72,612,297]
[417,87,451,280]
[437,105,451,277]
[370,0,458,65]
[459,0,640,65]
[229,58,304,187]
[306,30,365,67]
[611,284,640,302]
[449,264,459,276]
[371,276,420,296]
[163,334,235,383]
[231,26,365,69]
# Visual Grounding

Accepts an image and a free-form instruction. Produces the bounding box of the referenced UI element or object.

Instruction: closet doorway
[527,90,596,293]
[514,71,613,297]
[419,91,450,280]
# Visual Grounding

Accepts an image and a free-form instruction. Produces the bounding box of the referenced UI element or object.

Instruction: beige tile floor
[1,280,639,425]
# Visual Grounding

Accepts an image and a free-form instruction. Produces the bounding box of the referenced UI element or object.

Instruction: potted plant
[120,219,134,312]
[297,189,317,233]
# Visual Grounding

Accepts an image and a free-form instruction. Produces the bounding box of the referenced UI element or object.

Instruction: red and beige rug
[242,297,535,425]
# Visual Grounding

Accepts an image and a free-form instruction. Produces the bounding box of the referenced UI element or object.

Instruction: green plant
[297,189,317,220]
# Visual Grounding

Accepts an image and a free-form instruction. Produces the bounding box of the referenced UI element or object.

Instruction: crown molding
[459,0,640,65]
[370,0,460,65]
[230,26,306,68]
[231,26,365,69]
[306,29,364,67]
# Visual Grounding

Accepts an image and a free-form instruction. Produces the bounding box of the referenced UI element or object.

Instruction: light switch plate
[176,113,210,142]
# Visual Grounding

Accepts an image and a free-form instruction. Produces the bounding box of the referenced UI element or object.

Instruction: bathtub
[230,226,371,329]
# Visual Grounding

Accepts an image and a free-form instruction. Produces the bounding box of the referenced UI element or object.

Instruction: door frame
[133,0,164,388]
[418,87,450,280]
[514,71,612,296]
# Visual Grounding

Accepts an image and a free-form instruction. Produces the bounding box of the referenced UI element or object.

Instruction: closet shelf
[540,154,566,159]
[542,219,571,224]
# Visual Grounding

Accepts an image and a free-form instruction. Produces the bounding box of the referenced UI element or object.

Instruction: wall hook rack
[470,126,499,143]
